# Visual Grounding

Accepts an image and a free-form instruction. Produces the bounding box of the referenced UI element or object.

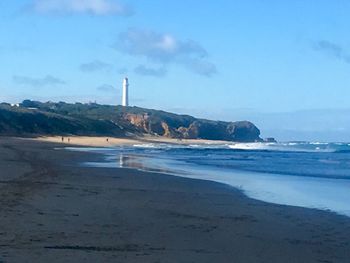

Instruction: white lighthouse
[122,77,129,106]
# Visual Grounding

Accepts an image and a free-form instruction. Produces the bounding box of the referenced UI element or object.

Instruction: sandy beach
[35,135,234,147]
[1,137,350,262]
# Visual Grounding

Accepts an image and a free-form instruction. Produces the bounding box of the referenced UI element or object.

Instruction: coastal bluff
[0,100,261,142]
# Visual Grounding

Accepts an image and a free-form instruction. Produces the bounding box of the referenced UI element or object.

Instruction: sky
[1,0,350,141]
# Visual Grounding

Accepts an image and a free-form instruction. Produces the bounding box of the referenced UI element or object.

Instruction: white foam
[133,143,158,148]
[228,143,271,150]
[310,142,329,145]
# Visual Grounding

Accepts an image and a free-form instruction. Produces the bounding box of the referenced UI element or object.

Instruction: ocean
[69,141,350,217]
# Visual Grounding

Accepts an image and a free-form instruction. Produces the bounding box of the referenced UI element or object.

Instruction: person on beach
[106,138,109,142]
[61,137,64,142]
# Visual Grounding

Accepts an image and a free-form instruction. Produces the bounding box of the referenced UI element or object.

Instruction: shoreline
[33,135,237,147]
[1,137,350,262]
[67,140,350,218]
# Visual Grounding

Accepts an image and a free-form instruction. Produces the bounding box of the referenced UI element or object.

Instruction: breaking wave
[132,141,350,153]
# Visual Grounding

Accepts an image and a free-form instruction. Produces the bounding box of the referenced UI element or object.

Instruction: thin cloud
[118,67,128,74]
[13,75,66,87]
[185,59,217,77]
[97,84,117,93]
[0,44,34,53]
[30,0,133,16]
[313,40,350,63]
[80,60,113,73]
[114,28,217,76]
[134,65,167,77]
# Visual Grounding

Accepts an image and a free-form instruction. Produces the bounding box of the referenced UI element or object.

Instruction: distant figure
[61,137,64,142]
[68,138,70,143]
[106,138,109,142]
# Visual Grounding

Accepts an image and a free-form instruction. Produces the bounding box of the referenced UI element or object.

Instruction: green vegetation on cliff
[0,100,262,142]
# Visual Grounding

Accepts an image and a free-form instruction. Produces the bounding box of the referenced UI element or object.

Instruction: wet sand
[0,137,350,262]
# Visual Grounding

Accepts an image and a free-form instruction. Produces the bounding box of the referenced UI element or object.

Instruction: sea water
[69,141,350,217]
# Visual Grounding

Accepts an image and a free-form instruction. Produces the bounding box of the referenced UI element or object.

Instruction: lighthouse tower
[122,77,129,106]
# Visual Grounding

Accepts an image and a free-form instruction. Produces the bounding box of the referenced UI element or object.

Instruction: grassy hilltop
[0,100,262,142]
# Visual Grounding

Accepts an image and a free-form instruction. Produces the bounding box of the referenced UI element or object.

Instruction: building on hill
[122,77,129,107]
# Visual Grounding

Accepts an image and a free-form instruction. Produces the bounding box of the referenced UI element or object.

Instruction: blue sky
[1,0,350,141]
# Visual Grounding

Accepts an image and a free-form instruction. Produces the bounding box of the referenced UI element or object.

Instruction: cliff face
[0,101,262,142]
[122,113,261,142]
[123,113,180,138]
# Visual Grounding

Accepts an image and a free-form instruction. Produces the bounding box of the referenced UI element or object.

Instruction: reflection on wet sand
[118,154,146,169]
[86,153,175,176]
[119,154,125,167]
[117,154,174,174]
[118,154,149,170]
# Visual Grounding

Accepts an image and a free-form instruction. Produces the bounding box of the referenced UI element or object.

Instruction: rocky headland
[0,100,261,142]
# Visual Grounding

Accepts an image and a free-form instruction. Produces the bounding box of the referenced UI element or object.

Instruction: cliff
[0,100,262,142]
[123,113,260,142]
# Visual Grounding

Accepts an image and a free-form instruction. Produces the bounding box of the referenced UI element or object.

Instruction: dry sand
[35,135,233,147]
[0,137,350,262]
